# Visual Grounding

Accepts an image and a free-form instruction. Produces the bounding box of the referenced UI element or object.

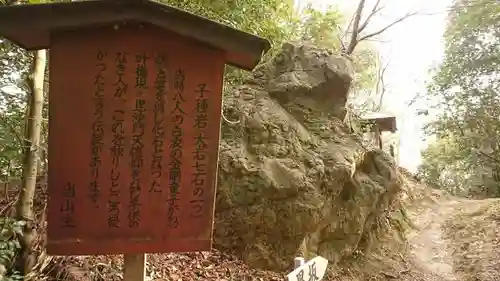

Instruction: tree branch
[477,150,500,164]
[358,11,418,42]
[357,0,383,34]
[375,57,390,111]
[344,0,418,55]
[342,9,356,42]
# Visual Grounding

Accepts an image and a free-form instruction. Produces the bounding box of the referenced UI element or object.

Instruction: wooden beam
[123,254,146,281]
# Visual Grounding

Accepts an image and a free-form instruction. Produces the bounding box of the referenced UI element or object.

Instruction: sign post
[123,254,146,281]
[287,256,329,281]
[0,1,270,279]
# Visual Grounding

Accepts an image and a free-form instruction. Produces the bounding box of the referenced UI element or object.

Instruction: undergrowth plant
[0,217,24,280]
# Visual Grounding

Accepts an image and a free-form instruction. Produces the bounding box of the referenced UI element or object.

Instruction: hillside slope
[3,43,499,281]
[444,198,500,281]
[401,172,500,281]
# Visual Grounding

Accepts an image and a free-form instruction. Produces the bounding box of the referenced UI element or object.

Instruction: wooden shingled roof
[361,112,397,133]
[0,0,271,70]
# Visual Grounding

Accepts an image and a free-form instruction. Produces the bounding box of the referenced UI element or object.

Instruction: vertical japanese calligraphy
[89,49,107,207]
[190,83,210,218]
[288,258,327,281]
[108,52,128,228]
[308,262,319,281]
[60,182,76,228]
[114,51,128,98]
[128,53,148,228]
[167,69,187,228]
[48,24,227,255]
[150,54,167,193]
[136,52,148,89]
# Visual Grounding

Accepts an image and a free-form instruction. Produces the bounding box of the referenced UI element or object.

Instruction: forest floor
[49,187,500,281]
[441,197,500,281]
[406,193,465,281]
[405,192,500,281]
[2,178,500,281]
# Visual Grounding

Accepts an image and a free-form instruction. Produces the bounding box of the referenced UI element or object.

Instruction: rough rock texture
[213,42,403,271]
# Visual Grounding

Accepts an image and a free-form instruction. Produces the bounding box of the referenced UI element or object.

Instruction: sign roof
[0,0,270,70]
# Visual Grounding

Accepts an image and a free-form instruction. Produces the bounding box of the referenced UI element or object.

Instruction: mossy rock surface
[213,42,402,271]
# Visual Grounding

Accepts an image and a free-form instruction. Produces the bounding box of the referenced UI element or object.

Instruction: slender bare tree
[16,49,46,275]
[374,55,390,111]
[341,0,417,55]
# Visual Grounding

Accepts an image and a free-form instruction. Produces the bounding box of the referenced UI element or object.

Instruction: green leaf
[421,0,500,197]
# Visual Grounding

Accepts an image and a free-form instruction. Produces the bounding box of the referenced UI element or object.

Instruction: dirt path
[406,197,480,281]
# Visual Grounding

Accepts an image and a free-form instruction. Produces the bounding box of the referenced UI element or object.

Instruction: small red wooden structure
[0,0,269,256]
[361,112,397,150]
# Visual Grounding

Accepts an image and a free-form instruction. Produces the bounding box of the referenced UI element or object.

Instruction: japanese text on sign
[48,25,226,255]
[60,182,76,228]
[190,83,210,218]
[287,256,328,281]
[89,49,107,207]
[108,51,128,228]
[167,69,187,229]
[150,54,167,193]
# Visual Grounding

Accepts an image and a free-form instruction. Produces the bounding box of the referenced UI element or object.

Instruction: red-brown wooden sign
[47,24,224,255]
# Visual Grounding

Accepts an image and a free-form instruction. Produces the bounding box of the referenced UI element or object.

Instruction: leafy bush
[0,217,24,280]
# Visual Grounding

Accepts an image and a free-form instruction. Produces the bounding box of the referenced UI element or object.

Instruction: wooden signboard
[47,23,224,255]
[287,256,329,281]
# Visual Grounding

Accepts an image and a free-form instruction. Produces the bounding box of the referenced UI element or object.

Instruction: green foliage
[0,0,380,177]
[420,0,500,197]
[0,217,24,280]
[0,0,381,186]
[163,0,377,92]
[298,4,343,48]
[351,46,378,92]
[418,135,475,195]
[0,40,30,180]
[162,0,298,87]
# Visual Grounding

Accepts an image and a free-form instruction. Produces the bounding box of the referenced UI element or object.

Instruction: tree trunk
[16,49,47,275]
[346,0,366,55]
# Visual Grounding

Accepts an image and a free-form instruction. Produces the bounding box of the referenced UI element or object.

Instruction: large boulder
[213,42,402,271]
